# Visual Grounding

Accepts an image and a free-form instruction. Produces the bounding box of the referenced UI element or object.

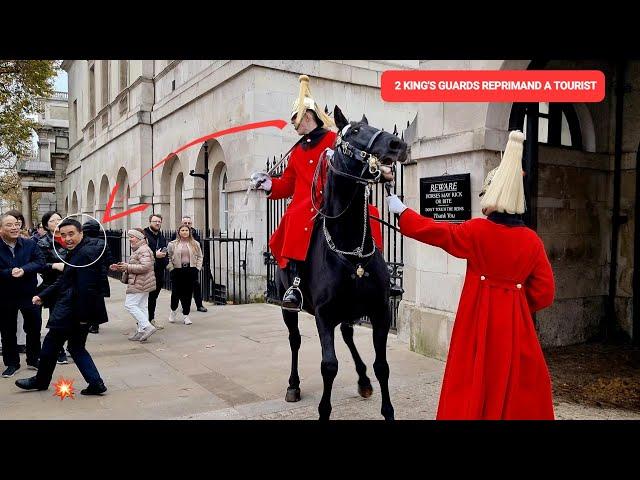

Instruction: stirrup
[282,277,303,312]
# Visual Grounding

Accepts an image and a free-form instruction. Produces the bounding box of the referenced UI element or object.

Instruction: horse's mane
[310,147,332,218]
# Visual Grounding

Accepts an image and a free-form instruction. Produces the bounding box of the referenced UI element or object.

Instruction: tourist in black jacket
[16,219,108,395]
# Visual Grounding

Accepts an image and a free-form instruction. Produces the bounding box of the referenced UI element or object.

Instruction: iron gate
[106,228,253,305]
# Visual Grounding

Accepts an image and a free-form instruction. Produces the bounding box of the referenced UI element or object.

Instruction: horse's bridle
[312,124,390,259]
[330,124,386,184]
[311,124,387,219]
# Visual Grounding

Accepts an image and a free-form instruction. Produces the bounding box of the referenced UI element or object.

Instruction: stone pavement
[1,279,638,420]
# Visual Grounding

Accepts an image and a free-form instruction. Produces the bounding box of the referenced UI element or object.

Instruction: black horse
[276,105,408,420]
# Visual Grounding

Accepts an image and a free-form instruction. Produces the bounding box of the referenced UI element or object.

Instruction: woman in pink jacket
[110,228,157,342]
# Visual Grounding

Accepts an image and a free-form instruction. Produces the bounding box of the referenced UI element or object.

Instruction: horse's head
[332,105,408,183]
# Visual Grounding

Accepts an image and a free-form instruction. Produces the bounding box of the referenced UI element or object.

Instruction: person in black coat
[82,219,114,334]
[15,219,108,395]
[37,211,72,363]
[143,213,169,328]
[0,213,46,377]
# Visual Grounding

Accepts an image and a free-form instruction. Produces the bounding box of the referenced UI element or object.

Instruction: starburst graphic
[52,377,75,400]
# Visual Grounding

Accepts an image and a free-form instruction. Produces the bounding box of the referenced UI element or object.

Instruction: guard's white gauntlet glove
[249,171,272,192]
[386,194,407,215]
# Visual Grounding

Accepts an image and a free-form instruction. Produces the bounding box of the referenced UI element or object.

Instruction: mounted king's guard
[250,75,383,312]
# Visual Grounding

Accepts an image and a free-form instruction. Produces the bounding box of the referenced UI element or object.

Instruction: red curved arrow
[102,119,288,224]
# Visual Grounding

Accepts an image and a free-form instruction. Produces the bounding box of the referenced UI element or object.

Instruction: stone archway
[211,161,227,232]
[71,191,78,214]
[160,153,186,230]
[195,139,225,231]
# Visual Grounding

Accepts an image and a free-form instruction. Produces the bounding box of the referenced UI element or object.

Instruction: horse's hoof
[285,387,301,402]
[358,384,373,398]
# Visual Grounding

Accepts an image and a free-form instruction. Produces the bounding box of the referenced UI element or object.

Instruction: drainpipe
[149,66,156,215]
[606,60,626,341]
[151,127,155,213]
[634,144,640,345]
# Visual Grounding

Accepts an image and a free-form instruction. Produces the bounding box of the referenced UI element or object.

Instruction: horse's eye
[352,128,359,134]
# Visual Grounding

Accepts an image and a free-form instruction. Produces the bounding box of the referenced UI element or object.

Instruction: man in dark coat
[82,219,114,334]
[143,213,169,327]
[0,213,46,377]
[15,219,108,395]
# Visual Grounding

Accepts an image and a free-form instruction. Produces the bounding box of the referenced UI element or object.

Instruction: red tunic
[268,130,383,269]
[368,204,383,254]
[398,208,555,420]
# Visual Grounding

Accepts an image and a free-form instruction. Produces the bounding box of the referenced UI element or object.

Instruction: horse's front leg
[283,310,302,402]
[340,322,373,398]
[316,314,338,421]
[370,307,395,420]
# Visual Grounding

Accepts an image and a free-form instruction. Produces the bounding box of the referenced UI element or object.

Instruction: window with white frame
[219,167,228,233]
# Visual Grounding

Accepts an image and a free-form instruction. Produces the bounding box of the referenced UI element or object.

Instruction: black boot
[88,325,99,334]
[15,376,48,391]
[81,382,107,396]
[282,287,303,312]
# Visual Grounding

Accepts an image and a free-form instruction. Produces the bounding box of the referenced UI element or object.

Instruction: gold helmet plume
[291,75,335,129]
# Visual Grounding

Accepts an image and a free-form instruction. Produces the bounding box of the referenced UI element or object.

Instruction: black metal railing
[105,228,253,305]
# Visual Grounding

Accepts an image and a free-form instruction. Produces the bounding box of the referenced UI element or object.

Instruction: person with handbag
[166,224,203,325]
[110,229,157,342]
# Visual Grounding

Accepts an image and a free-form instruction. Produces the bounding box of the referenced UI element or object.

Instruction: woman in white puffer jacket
[110,228,157,342]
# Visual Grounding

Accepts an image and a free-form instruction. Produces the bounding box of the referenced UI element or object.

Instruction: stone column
[21,188,32,228]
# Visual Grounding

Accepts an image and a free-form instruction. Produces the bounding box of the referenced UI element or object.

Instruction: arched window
[175,172,184,228]
[219,168,228,233]
[509,102,583,149]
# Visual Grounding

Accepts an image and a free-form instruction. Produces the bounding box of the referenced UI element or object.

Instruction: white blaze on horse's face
[341,124,351,136]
